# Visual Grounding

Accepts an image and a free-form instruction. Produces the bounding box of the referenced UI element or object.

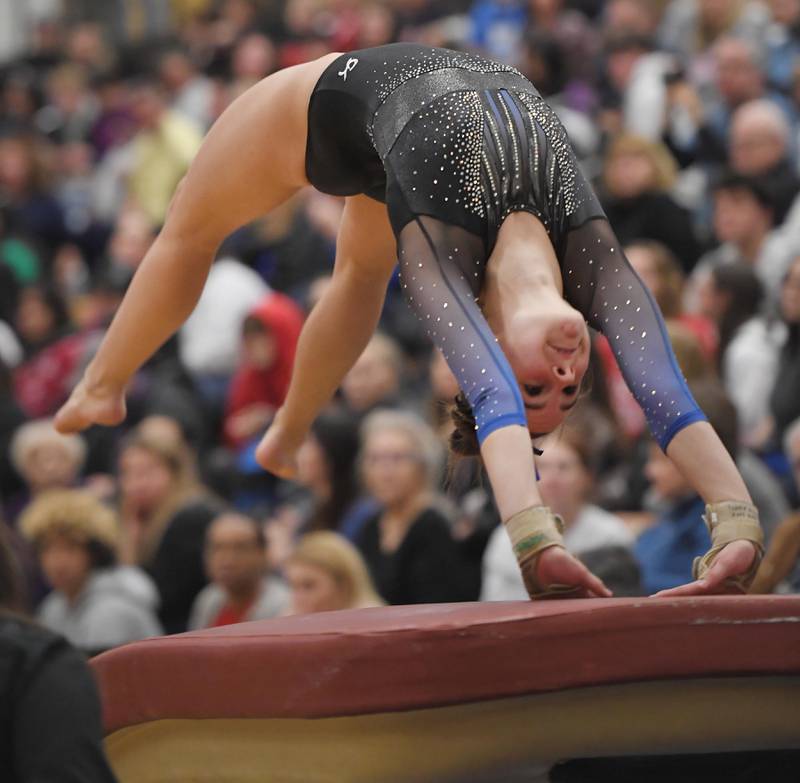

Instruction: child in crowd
[20,489,161,654]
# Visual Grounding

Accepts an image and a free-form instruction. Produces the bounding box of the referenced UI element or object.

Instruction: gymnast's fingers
[651,575,733,597]
[582,567,613,599]
[651,579,711,598]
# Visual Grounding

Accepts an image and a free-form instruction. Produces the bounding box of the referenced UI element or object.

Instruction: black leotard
[306,44,705,449]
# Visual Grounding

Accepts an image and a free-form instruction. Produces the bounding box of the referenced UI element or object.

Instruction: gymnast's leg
[55,54,338,435]
[256,195,399,476]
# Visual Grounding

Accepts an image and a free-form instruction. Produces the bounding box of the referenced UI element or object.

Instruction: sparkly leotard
[306,43,705,448]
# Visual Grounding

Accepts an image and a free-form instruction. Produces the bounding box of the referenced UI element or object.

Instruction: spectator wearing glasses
[355,410,473,604]
[188,511,288,630]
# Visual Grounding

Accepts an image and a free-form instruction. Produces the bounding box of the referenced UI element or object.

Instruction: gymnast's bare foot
[54,376,127,434]
[522,546,613,600]
[256,412,303,479]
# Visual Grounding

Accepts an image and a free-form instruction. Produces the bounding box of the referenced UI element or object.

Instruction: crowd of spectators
[1,0,800,661]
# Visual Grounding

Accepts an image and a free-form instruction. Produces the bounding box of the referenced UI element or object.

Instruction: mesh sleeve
[397,215,526,444]
[560,218,706,450]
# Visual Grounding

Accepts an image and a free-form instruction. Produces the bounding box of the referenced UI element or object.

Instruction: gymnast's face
[503,312,591,436]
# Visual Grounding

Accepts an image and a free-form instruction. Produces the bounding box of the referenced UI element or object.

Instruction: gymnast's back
[304,43,534,204]
[305,44,704,451]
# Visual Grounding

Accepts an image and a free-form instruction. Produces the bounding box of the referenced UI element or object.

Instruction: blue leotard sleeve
[396,215,527,445]
[560,218,706,449]
[396,213,705,451]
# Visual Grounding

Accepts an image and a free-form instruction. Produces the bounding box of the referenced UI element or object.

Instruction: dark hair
[448,366,594,459]
[207,511,265,549]
[522,31,567,96]
[17,283,71,348]
[0,356,12,396]
[712,171,776,219]
[307,410,361,532]
[710,264,763,357]
[0,522,26,613]
[449,392,481,458]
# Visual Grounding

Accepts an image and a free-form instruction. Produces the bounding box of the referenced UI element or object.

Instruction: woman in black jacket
[356,409,474,604]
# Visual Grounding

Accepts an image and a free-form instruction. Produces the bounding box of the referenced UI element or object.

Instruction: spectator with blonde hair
[7,418,87,525]
[116,429,220,633]
[20,489,161,654]
[285,531,383,615]
[601,134,702,269]
[10,419,86,496]
[355,410,474,604]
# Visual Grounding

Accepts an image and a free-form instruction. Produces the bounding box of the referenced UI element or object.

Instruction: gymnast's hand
[54,375,127,434]
[523,546,613,600]
[651,540,760,598]
[255,410,303,480]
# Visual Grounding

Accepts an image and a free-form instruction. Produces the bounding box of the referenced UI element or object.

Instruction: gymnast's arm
[564,219,751,506]
[54,70,308,434]
[563,219,757,593]
[256,195,399,476]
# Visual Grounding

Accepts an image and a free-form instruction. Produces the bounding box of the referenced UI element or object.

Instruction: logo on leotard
[338,58,359,81]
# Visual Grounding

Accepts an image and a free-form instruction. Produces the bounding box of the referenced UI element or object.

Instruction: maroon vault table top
[92,596,800,734]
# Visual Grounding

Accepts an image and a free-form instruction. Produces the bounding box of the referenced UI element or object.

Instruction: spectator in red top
[188,511,288,629]
[224,291,304,450]
[13,284,87,418]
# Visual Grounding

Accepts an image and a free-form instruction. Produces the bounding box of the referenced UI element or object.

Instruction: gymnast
[55,43,763,599]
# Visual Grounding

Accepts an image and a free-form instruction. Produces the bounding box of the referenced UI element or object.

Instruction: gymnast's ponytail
[448,392,481,458]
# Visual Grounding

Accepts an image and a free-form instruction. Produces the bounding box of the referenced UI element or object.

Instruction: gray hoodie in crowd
[37,566,163,653]
[188,576,289,630]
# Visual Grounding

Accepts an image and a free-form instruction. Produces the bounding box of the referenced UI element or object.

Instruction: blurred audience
[728,99,799,225]
[341,332,404,418]
[125,80,203,225]
[189,510,288,629]
[117,428,219,633]
[285,531,384,614]
[482,427,638,600]
[768,256,800,448]
[356,410,473,604]
[179,257,268,406]
[3,0,800,641]
[636,381,788,592]
[698,264,784,447]
[689,171,792,310]
[750,416,800,593]
[224,290,303,450]
[8,419,86,520]
[19,489,161,654]
[294,410,377,540]
[601,134,702,270]
[1,523,119,782]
